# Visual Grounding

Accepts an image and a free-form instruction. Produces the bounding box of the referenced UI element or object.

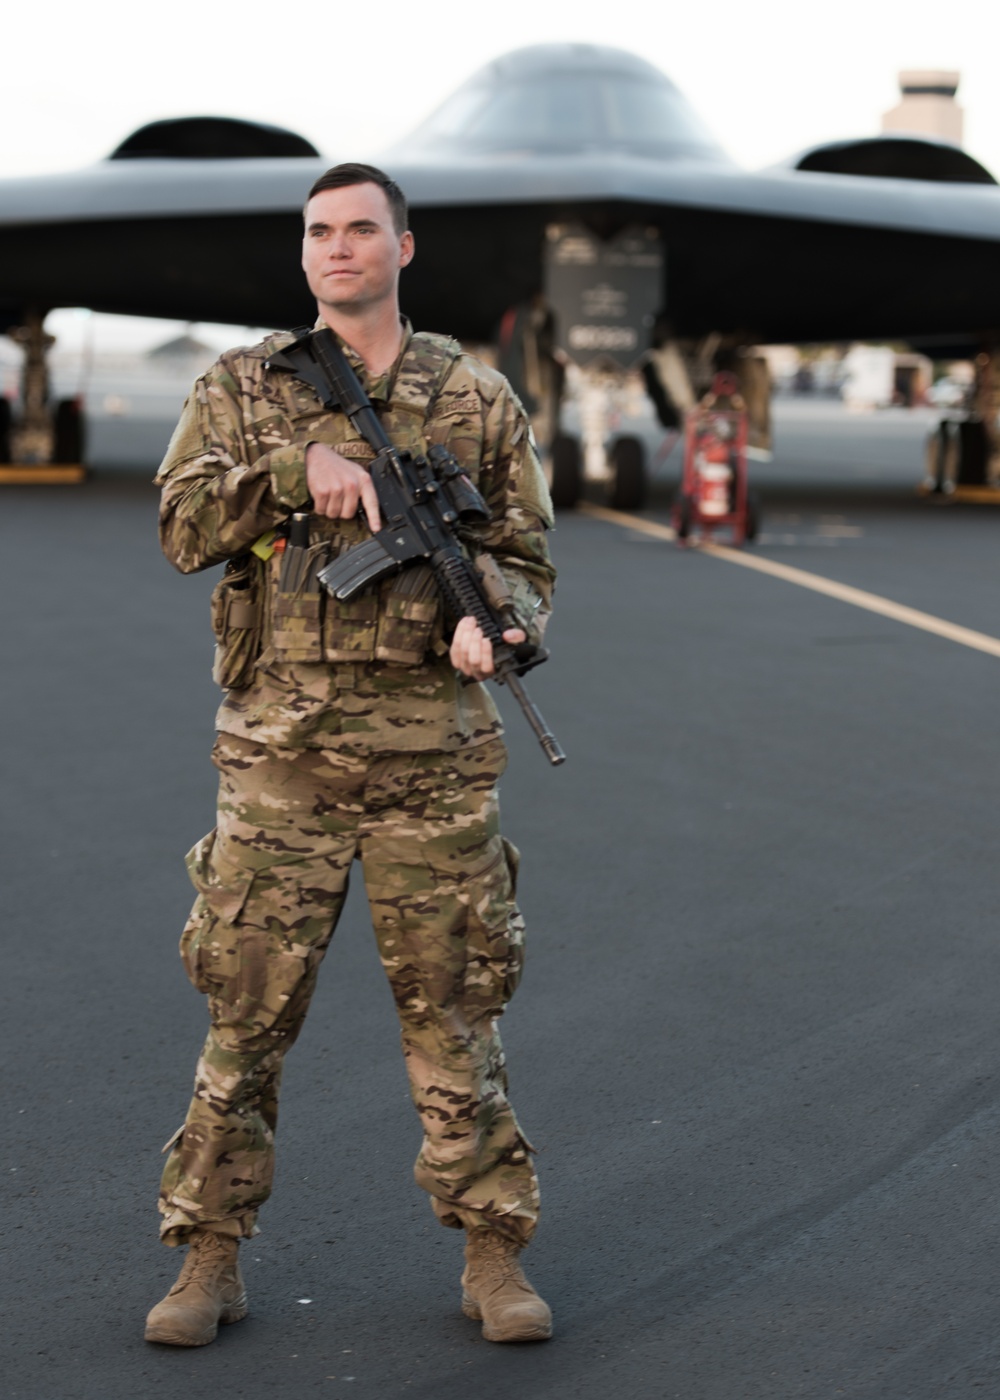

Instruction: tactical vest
[261,330,463,671]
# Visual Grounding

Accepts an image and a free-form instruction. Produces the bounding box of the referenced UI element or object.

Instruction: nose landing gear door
[543,223,663,510]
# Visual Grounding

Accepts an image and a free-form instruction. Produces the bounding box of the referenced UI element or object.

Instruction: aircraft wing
[1,49,999,345]
[390,153,1000,345]
[391,153,1000,242]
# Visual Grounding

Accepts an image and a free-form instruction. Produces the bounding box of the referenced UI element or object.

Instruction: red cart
[671,372,760,547]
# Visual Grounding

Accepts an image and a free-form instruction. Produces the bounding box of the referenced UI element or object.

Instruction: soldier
[145,163,556,1348]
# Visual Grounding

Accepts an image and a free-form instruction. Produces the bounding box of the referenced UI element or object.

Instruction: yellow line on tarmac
[579,501,1000,662]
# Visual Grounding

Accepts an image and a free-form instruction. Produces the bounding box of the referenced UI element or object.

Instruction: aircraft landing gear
[0,396,12,463]
[919,351,1000,503]
[1,310,87,483]
[53,396,86,465]
[547,430,650,512]
[547,383,650,512]
[549,432,583,509]
[607,434,647,510]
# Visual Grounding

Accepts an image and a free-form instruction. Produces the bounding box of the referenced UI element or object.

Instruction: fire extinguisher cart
[671,372,761,547]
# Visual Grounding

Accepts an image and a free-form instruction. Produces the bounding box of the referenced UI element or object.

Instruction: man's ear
[399,230,415,268]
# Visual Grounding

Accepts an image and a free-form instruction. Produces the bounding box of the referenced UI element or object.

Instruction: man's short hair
[305,163,408,235]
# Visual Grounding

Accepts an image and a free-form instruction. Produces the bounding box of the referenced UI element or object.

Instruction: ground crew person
[144,163,556,1348]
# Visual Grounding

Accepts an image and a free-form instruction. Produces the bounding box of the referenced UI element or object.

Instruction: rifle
[268,329,565,766]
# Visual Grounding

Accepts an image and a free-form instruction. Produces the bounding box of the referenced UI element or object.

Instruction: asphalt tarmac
[4,410,1000,1399]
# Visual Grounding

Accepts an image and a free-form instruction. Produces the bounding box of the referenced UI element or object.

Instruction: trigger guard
[510,642,547,674]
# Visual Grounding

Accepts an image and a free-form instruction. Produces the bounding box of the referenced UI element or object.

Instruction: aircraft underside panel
[0,201,997,347]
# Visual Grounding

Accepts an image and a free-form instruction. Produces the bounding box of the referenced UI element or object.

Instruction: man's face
[302,182,414,316]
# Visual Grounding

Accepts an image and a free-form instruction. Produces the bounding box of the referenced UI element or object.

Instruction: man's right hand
[305,443,382,531]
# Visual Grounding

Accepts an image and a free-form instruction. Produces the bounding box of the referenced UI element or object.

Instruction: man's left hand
[451,616,526,680]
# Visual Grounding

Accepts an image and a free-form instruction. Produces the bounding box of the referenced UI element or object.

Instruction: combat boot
[145,1230,248,1347]
[461,1227,552,1342]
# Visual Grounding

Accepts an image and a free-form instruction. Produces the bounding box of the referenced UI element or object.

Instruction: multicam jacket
[155,321,556,754]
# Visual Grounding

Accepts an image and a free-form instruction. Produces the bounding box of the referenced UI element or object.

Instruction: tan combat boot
[145,1230,248,1347]
[461,1227,552,1342]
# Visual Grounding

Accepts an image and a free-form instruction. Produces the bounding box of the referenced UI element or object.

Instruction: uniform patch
[336,441,375,461]
[437,397,481,417]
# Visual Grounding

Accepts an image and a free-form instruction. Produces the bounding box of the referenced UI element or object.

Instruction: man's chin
[320,286,374,312]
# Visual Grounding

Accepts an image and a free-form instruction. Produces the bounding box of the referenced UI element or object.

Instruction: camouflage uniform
[155,322,555,1249]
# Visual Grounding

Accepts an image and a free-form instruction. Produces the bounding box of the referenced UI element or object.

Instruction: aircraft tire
[53,398,86,464]
[745,488,762,542]
[608,435,647,511]
[0,397,11,463]
[675,492,693,540]
[923,426,944,492]
[550,433,583,510]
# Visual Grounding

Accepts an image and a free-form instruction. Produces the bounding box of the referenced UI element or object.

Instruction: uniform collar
[311,316,413,404]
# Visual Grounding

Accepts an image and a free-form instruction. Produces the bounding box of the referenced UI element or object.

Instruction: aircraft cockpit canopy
[389,44,730,163]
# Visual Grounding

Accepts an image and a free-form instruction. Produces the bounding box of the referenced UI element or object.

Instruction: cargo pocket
[375,566,443,665]
[181,830,334,1031]
[210,554,264,690]
[323,592,380,662]
[179,830,256,1007]
[460,836,525,1015]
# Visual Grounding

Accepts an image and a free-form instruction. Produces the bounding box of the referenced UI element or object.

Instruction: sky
[9,0,998,176]
[7,0,1000,350]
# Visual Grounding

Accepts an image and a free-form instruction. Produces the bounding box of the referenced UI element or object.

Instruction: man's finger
[452,617,488,678]
[469,622,493,678]
[452,624,474,673]
[340,482,359,519]
[448,618,468,662]
[360,476,382,532]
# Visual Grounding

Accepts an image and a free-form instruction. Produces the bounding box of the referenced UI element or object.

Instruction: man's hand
[305,443,382,531]
[451,616,527,681]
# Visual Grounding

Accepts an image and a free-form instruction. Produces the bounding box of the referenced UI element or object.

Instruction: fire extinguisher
[693,436,732,518]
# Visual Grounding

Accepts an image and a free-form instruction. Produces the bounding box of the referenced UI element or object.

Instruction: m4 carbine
[269,329,565,766]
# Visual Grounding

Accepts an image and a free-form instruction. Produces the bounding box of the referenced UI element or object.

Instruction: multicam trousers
[158,732,539,1247]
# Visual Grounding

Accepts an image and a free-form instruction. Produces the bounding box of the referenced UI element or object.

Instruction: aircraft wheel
[674,492,693,540]
[923,427,944,492]
[54,397,86,464]
[745,489,762,543]
[941,429,961,493]
[0,397,11,463]
[607,435,647,511]
[550,433,583,510]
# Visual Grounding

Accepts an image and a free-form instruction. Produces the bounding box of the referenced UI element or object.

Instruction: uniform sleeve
[473,379,557,648]
[154,358,310,574]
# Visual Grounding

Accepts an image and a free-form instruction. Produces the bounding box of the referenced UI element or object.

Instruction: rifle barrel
[504,672,566,766]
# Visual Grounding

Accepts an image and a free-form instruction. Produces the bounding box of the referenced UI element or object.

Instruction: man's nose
[328,234,352,258]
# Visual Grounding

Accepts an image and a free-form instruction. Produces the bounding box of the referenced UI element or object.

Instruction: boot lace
[174,1232,236,1291]
[469,1229,523,1284]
